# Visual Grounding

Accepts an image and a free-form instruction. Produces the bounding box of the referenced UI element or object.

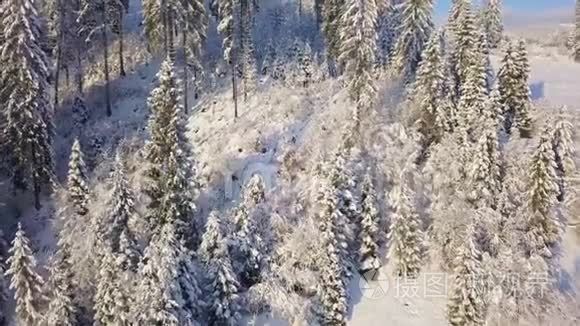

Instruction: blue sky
[434,0,575,15]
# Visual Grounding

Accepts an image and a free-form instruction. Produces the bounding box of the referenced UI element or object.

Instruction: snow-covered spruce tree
[101,155,140,270]
[231,175,267,288]
[481,0,503,49]
[387,173,424,278]
[144,59,198,245]
[551,106,576,202]
[392,0,434,79]
[67,139,90,218]
[322,0,345,73]
[134,223,176,325]
[298,43,314,88]
[525,124,561,261]
[575,0,580,62]
[456,31,488,139]
[325,131,359,274]
[5,224,45,325]
[358,171,381,275]
[410,30,446,149]
[448,0,469,34]
[142,0,164,52]
[94,249,132,326]
[478,31,494,93]
[376,0,400,69]
[1,0,54,210]
[240,0,257,102]
[447,222,486,326]
[46,238,77,326]
[218,0,239,117]
[513,40,533,137]
[199,211,241,326]
[497,41,532,137]
[339,0,378,110]
[467,117,502,209]
[316,179,348,326]
[451,3,478,90]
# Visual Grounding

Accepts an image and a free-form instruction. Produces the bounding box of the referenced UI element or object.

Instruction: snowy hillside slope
[1,0,579,324]
[5,37,578,326]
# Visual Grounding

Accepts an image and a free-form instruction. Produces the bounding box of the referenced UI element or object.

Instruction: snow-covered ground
[2,6,579,325]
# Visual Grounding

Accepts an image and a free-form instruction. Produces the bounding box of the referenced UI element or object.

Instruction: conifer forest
[0,0,579,325]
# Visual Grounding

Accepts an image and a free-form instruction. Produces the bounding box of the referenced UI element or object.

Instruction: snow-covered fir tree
[134,222,178,325]
[144,59,198,245]
[447,222,486,326]
[93,249,133,326]
[67,139,89,218]
[101,155,140,270]
[339,0,378,110]
[480,0,503,49]
[322,0,345,73]
[551,106,576,202]
[0,0,54,210]
[525,124,561,261]
[410,30,446,149]
[376,0,401,68]
[142,0,164,52]
[199,211,241,326]
[467,117,502,209]
[46,242,77,326]
[456,31,488,139]
[231,175,267,288]
[358,171,381,275]
[388,173,424,278]
[497,41,533,137]
[451,3,478,90]
[448,0,469,34]
[513,40,533,137]
[392,0,435,79]
[325,130,359,274]
[478,31,494,93]
[317,179,348,326]
[298,43,314,88]
[5,224,45,325]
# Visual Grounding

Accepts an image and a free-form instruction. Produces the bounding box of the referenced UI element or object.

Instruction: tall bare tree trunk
[101,0,112,116]
[54,46,62,108]
[53,0,63,108]
[119,10,126,77]
[232,48,239,119]
[183,29,189,113]
[31,147,41,210]
[76,47,84,95]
